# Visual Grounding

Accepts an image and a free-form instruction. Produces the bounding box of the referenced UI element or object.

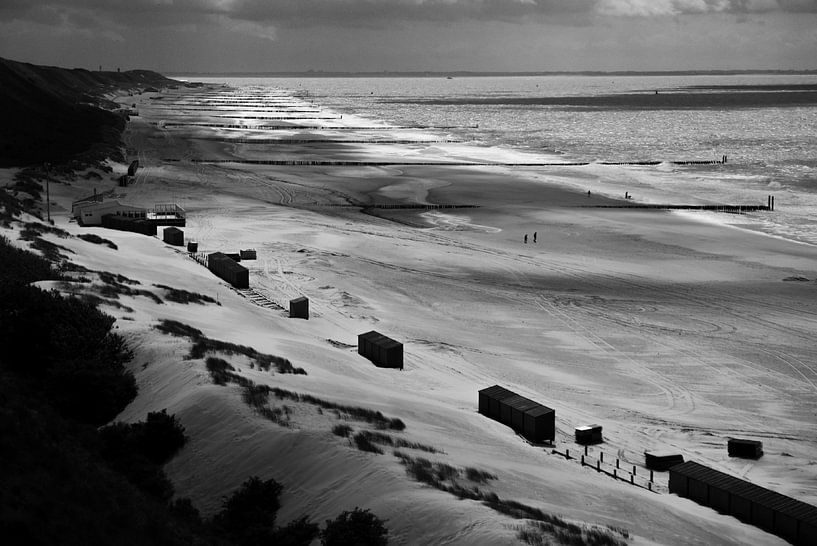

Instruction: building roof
[670,461,817,525]
[728,438,762,446]
[208,252,249,274]
[478,385,517,401]
[479,385,553,416]
[576,424,602,432]
[75,200,145,214]
[359,330,402,349]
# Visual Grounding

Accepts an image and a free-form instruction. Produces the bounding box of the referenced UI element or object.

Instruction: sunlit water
[188,74,817,246]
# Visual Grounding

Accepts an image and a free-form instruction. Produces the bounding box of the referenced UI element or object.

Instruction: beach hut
[644,451,684,471]
[575,424,603,445]
[358,331,403,369]
[669,461,817,545]
[478,385,555,444]
[187,241,198,253]
[727,438,763,459]
[207,252,249,288]
[163,227,184,246]
[240,249,257,260]
[289,297,309,319]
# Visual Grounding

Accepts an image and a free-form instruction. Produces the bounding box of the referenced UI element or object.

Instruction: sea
[187,74,817,246]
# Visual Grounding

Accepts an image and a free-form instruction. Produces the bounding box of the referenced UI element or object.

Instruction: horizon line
[167,69,817,78]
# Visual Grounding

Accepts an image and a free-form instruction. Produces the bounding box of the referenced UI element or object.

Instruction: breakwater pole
[552,446,661,493]
[588,195,775,214]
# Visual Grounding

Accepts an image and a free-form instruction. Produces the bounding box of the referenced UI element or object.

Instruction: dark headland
[0,57,179,167]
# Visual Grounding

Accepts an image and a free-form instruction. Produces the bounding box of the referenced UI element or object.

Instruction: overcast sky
[1,1,816,73]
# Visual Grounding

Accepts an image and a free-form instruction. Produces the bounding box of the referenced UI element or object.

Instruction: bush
[321,508,388,546]
[98,410,187,500]
[206,356,235,386]
[352,432,384,454]
[0,234,59,287]
[270,515,320,546]
[332,424,353,438]
[0,283,136,425]
[214,476,283,545]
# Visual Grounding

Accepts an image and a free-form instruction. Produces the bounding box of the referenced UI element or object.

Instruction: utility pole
[44,162,51,224]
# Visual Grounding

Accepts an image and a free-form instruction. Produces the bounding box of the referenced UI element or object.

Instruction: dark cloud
[2,0,815,36]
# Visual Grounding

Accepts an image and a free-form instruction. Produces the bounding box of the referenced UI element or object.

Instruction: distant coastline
[170,69,817,78]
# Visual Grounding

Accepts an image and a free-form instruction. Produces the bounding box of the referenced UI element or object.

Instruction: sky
[1,0,816,73]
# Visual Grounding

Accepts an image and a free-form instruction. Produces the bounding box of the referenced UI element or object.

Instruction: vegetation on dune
[206,356,236,386]
[321,507,389,546]
[154,283,220,305]
[0,214,391,545]
[78,233,118,249]
[0,269,137,425]
[0,234,58,287]
[95,269,164,304]
[390,449,629,545]
[155,318,306,374]
[270,387,405,430]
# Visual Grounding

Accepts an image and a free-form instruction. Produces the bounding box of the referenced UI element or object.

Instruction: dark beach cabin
[478,385,555,444]
[358,331,403,369]
[669,460,817,545]
[207,251,249,288]
[163,226,184,246]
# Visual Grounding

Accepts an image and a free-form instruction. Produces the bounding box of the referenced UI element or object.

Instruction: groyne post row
[155,122,478,130]
[551,447,662,494]
[588,195,775,213]
[313,203,480,210]
[168,158,737,169]
[187,137,464,145]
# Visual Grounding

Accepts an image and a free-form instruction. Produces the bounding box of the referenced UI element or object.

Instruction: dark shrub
[321,507,388,546]
[206,356,235,385]
[271,515,320,546]
[214,476,283,545]
[0,284,136,426]
[352,432,383,454]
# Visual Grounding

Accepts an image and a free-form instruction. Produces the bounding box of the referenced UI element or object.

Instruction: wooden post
[630,474,634,484]
[581,455,585,466]
[650,470,654,483]
[596,460,600,472]
[648,482,652,491]
[600,452,604,463]
[566,449,569,460]
[616,459,619,469]
[633,465,636,476]
[613,469,617,479]
[584,445,588,456]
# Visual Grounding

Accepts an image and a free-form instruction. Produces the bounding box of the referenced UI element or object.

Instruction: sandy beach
[16,82,817,545]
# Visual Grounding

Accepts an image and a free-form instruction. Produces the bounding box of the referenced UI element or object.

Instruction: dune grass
[269,387,404,430]
[77,233,118,250]
[154,319,305,375]
[154,284,220,305]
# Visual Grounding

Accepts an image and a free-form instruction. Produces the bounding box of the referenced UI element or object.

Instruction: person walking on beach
[524,234,528,244]
[533,232,537,243]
